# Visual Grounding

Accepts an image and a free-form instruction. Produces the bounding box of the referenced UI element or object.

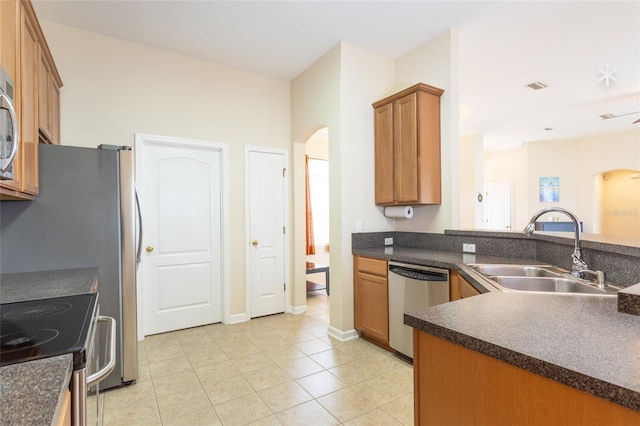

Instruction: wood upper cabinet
[373,83,444,206]
[20,2,39,195]
[0,0,62,200]
[354,256,389,345]
[0,0,22,194]
[374,103,393,204]
[38,43,61,145]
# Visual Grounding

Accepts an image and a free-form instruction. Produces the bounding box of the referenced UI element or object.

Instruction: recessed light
[526,81,548,90]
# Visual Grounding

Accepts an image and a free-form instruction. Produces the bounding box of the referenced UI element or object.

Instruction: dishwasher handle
[389,266,448,281]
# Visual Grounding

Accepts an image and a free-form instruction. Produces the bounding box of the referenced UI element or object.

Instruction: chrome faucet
[523,207,588,277]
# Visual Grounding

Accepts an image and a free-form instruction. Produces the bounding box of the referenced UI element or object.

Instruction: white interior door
[136,134,224,335]
[246,148,287,318]
[484,182,512,230]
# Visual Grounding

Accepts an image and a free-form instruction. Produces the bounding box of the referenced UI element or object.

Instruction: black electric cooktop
[0,294,98,369]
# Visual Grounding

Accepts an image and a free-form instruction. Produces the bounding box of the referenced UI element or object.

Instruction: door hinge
[282,168,287,177]
[283,226,285,234]
[284,283,286,291]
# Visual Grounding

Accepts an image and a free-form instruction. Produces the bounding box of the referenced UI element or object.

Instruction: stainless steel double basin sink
[467,264,620,296]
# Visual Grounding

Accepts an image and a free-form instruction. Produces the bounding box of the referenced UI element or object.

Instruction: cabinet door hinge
[283,168,287,177]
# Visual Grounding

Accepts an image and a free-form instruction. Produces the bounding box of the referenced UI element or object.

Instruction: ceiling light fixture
[526,81,548,90]
[600,111,640,123]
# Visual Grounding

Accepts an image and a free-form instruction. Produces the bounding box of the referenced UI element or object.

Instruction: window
[308,158,329,245]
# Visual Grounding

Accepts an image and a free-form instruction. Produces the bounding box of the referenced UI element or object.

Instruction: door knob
[251,240,259,246]
[146,246,154,253]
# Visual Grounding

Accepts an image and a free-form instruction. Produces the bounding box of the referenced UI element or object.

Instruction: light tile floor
[99,291,414,425]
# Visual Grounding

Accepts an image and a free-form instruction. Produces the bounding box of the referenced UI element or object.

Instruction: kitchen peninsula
[353,230,640,425]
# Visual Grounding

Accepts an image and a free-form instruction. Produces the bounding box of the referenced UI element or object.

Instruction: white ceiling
[32,1,640,151]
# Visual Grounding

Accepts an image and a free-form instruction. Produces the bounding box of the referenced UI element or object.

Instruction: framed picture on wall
[539,177,560,202]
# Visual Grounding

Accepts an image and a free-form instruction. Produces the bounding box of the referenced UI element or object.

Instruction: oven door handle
[87,315,117,387]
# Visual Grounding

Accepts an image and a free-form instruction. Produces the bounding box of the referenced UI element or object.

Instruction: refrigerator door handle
[135,189,143,268]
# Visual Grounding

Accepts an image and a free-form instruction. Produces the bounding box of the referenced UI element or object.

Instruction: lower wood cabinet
[413,331,640,425]
[56,389,71,426]
[450,270,481,301]
[354,256,389,345]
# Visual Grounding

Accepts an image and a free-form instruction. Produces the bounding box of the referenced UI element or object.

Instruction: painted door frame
[244,145,290,318]
[134,133,231,339]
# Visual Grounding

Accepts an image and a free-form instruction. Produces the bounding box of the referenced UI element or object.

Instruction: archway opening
[304,127,330,320]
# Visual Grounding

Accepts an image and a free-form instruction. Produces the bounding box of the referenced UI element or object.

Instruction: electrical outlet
[385,237,394,246]
[463,243,476,253]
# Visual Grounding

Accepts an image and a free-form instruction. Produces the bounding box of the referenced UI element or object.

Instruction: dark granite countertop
[0,267,98,303]
[0,267,99,425]
[353,246,640,412]
[0,355,73,425]
[353,246,541,293]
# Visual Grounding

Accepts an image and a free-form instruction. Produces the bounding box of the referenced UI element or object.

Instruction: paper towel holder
[384,206,414,219]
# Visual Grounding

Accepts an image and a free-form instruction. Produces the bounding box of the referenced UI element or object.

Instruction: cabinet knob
[251,240,259,246]
[145,246,154,253]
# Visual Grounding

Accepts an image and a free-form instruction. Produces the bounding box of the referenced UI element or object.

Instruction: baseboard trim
[288,304,308,315]
[226,312,249,325]
[327,326,359,342]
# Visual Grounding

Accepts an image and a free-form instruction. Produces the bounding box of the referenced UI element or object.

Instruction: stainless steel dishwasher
[388,261,449,360]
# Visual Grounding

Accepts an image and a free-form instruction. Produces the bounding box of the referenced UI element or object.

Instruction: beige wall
[599,170,640,238]
[305,128,329,160]
[291,44,342,314]
[395,29,460,233]
[292,33,458,336]
[484,145,528,228]
[291,42,395,337]
[483,128,640,233]
[459,134,480,229]
[40,22,291,321]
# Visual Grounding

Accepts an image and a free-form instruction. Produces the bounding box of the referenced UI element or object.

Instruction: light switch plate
[463,243,476,253]
[385,237,393,246]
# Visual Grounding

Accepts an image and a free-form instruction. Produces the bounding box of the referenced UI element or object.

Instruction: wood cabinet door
[0,0,22,193]
[393,93,418,203]
[51,79,60,144]
[19,4,38,195]
[458,275,480,299]
[0,1,17,82]
[450,271,481,301]
[374,102,394,204]
[38,49,51,141]
[358,271,389,344]
[416,90,441,204]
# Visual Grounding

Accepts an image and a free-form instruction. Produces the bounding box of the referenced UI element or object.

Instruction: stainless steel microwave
[0,65,19,180]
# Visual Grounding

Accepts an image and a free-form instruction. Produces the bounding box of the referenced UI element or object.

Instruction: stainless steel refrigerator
[0,143,140,389]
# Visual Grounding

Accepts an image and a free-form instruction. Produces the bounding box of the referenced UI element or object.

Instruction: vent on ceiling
[526,81,548,90]
[600,111,640,122]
